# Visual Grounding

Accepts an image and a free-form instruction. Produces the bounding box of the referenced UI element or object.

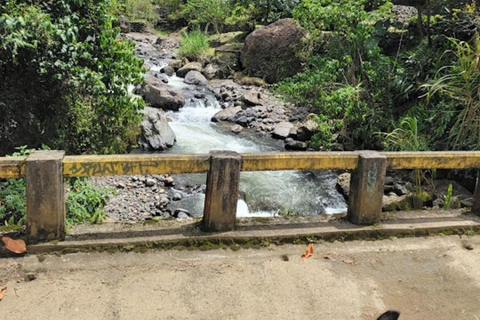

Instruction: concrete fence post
[472,170,480,215]
[348,151,386,225]
[202,150,241,232]
[26,150,66,241]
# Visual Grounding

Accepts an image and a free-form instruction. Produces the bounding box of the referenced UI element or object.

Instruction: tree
[0,0,144,155]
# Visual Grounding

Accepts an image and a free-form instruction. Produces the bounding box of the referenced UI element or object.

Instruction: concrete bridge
[2,150,480,243]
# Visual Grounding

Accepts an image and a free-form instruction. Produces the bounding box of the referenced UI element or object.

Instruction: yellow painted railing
[1,150,480,241]
[3,151,480,179]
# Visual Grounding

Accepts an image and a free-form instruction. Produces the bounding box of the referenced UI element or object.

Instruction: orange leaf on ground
[0,287,7,301]
[2,237,27,254]
[301,243,314,259]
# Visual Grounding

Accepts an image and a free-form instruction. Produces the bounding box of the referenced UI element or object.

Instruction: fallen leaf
[301,243,314,259]
[342,257,357,265]
[323,252,338,261]
[0,287,7,301]
[2,237,27,254]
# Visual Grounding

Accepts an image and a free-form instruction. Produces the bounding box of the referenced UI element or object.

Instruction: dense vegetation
[277,0,480,151]
[0,0,145,156]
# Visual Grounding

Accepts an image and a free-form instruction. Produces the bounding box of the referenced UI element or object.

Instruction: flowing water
[136,38,347,218]
[162,80,347,218]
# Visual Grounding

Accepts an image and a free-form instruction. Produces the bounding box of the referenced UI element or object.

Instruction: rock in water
[142,76,185,111]
[176,62,203,78]
[139,107,176,151]
[184,71,208,86]
[211,106,242,122]
[241,19,304,83]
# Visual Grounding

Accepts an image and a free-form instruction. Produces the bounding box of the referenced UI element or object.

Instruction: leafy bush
[0,177,112,227]
[182,0,232,33]
[423,35,480,150]
[66,178,113,225]
[278,0,395,149]
[179,31,210,59]
[0,0,145,156]
[0,146,112,227]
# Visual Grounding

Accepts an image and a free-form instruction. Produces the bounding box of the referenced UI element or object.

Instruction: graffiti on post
[366,163,378,194]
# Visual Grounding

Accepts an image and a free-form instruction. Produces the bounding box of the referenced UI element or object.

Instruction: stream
[134,32,348,218]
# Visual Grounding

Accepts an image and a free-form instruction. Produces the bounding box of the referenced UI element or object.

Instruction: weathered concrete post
[26,150,66,241]
[348,151,386,225]
[203,150,241,232]
[472,170,480,215]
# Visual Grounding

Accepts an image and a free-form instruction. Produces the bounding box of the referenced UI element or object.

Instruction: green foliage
[0,0,145,156]
[278,0,394,149]
[443,183,453,209]
[182,0,232,33]
[66,178,113,225]
[0,179,26,226]
[378,116,427,152]
[423,35,480,150]
[121,0,157,24]
[0,146,112,227]
[179,31,210,59]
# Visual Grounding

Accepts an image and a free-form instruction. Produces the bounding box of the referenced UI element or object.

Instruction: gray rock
[162,65,175,76]
[175,209,192,219]
[142,77,185,111]
[291,119,318,141]
[336,173,351,198]
[155,196,170,209]
[243,90,262,106]
[139,107,176,151]
[231,124,243,134]
[212,106,242,122]
[433,198,444,207]
[164,176,175,186]
[272,122,294,139]
[177,62,203,77]
[172,192,182,201]
[284,140,307,150]
[155,73,169,83]
[184,71,208,86]
[235,115,249,127]
[118,16,131,33]
[145,178,156,187]
[393,183,408,196]
[130,20,147,33]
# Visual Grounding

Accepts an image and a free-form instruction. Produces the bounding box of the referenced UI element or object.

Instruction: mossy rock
[208,32,246,48]
[131,20,148,33]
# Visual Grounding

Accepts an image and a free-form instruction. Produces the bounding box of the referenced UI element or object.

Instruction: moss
[0,225,22,233]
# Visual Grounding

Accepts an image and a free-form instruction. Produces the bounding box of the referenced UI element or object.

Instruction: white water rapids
[162,80,348,218]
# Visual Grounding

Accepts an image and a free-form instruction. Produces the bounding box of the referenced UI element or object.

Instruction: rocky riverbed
[92,29,326,222]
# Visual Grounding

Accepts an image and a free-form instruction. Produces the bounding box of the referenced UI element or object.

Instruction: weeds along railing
[2,150,480,242]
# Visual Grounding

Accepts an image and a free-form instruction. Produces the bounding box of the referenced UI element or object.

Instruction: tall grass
[179,31,210,59]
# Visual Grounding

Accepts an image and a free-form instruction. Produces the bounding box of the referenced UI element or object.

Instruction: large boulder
[211,106,242,122]
[139,107,176,151]
[241,19,304,83]
[176,62,203,78]
[142,77,185,111]
[184,71,208,86]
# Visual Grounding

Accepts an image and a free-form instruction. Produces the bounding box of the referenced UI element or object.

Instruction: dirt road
[1,235,480,320]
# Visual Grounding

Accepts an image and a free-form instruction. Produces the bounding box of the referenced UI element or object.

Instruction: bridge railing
[2,150,480,241]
